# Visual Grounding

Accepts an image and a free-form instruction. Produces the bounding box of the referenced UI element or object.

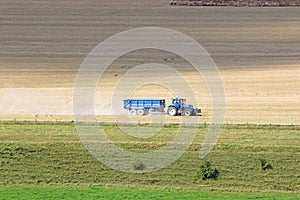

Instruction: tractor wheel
[183,109,192,116]
[167,107,177,116]
[137,109,145,116]
[129,109,136,115]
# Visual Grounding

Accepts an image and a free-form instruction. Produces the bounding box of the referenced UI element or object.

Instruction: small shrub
[133,160,146,171]
[258,158,273,171]
[198,161,220,180]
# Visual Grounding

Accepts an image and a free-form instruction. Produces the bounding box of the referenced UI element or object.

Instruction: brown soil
[170,0,300,6]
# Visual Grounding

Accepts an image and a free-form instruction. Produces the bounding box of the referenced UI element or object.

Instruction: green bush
[198,162,220,180]
[258,158,273,171]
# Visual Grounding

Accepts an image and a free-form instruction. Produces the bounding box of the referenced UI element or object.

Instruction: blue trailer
[123,99,165,115]
[123,98,201,116]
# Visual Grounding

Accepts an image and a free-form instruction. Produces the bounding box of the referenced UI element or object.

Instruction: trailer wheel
[183,109,192,116]
[129,109,136,115]
[144,109,149,115]
[137,109,145,116]
[167,107,177,116]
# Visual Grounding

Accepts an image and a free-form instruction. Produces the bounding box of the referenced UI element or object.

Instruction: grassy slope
[0,123,299,198]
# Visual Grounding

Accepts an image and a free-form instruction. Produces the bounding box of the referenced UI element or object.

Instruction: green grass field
[1,185,299,200]
[0,122,299,199]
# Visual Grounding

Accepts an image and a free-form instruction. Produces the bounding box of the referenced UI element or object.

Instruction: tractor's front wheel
[167,107,177,116]
[183,109,192,116]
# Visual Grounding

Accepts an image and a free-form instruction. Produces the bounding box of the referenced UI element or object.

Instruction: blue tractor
[167,98,200,116]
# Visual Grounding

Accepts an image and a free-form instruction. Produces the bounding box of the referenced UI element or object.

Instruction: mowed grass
[1,185,299,200]
[0,122,299,199]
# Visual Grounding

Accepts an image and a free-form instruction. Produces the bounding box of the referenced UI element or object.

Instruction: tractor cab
[171,98,187,108]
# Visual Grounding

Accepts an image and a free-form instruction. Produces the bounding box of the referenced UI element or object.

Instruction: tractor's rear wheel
[183,109,192,116]
[167,107,177,116]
